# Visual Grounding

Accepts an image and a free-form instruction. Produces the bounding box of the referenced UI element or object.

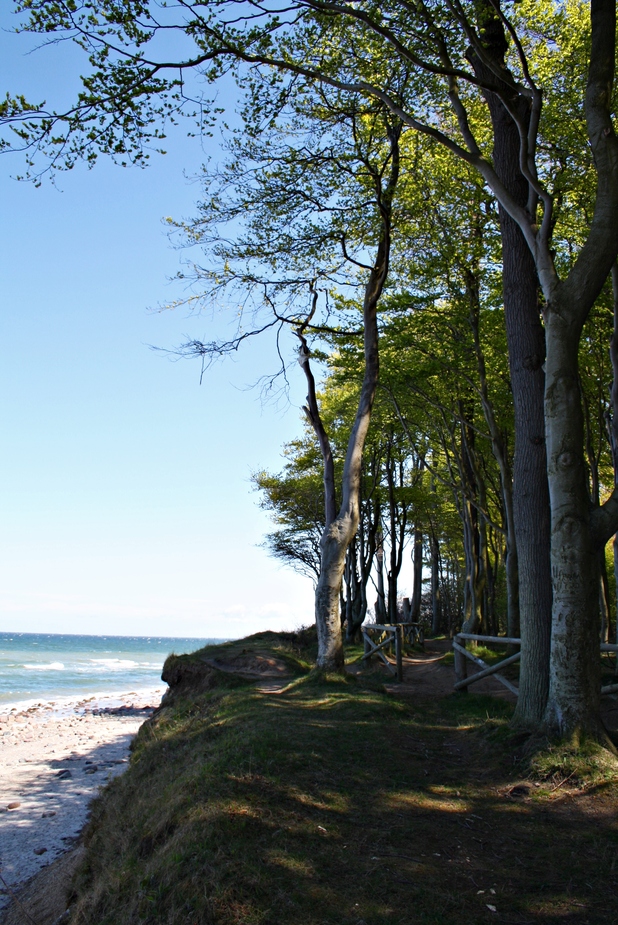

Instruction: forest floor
[2,632,618,925]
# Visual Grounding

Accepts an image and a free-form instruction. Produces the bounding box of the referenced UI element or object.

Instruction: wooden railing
[453,633,520,695]
[600,644,618,694]
[454,634,618,697]
[361,623,424,682]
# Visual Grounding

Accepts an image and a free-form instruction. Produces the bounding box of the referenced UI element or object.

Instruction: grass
[68,632,618,925]
[528,738,618,789]
[442,644,514,667]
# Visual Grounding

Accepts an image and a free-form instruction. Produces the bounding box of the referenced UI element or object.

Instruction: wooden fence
[361,623,424,682]
[600,644,618,694]
[454,633,618,697]
[453,633,520,695]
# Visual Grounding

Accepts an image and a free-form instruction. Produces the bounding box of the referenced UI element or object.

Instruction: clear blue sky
[0,9,315,638]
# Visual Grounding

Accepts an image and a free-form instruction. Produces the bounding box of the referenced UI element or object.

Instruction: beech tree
[167,68,408,669]
[380,303,511,638]
[387,141,518,639]
[5,0,618,741]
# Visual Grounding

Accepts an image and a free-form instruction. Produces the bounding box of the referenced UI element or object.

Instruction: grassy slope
[70,633,618,925]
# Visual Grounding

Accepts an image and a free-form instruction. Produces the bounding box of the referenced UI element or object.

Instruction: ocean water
[0,632,226,706]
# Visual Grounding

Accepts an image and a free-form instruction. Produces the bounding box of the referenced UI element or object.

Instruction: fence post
[396,625,403,682]
[364,630,371,665]
[454,634,468,693]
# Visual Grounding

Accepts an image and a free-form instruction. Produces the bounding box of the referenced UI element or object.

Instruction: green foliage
[252,437,326,580]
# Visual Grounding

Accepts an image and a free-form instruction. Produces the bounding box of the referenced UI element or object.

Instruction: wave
[23,662,65,671]
[88,659,140,669]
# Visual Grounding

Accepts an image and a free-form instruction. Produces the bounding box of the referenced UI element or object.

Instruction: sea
[0,632,227,709]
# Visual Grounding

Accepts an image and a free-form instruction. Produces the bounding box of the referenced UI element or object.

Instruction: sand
[0,687,165,913]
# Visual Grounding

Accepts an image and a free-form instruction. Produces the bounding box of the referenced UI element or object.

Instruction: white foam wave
[89,659,140,669]
[0,685,166,718]
[23,661,65,671]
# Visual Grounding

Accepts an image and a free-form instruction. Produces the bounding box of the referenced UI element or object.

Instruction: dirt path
[373,637,618,735]
[361,637,517,701]
[406,638,511,695]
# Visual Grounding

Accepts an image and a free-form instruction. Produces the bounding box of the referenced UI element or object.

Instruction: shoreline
[0,684,166,720]
[0,686,165,910]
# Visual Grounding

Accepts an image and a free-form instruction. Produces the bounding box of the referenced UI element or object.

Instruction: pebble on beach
[0,688,163,911]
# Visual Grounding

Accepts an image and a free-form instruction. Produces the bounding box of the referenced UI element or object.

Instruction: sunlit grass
[68,632,618,925]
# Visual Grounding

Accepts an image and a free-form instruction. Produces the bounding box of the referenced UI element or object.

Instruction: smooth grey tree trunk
[411,529,423,622]
[502,209,552,727]
[311,123,402,670]
[542,309,604,739]
[454,0,618,741]
[470,4,552,726]
[540,1,618,741]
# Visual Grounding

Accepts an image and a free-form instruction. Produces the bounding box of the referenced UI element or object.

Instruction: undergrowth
[529,738,618,789]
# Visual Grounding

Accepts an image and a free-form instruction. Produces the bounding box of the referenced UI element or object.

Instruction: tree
[168,68,409,669]
[5,0,618,741]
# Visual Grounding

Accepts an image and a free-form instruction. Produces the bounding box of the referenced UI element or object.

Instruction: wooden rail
[453,635,618,696]
[601,643,618,694]
[453,633,520,696]
[361,623,424,682]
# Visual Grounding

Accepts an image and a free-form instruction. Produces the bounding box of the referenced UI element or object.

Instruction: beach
[0,686,164,911]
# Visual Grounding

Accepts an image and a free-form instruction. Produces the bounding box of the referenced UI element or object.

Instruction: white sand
[0,687,165,910]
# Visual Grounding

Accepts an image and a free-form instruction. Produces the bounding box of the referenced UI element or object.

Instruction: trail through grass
[68,635,618,925]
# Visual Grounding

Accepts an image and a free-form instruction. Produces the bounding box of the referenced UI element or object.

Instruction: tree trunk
[385,446,408,623]
[543,309,604,740]
[458,0,618,744]
[471,8,553,727]
[459,405,487,635]
[615,538,618,676]
[430,533,441,635]
[539,0,618,741]
[346,485,378,642]
[599,553,610,644]
[343,538,365,642]
[312,121,402,670]
[375,533,387,623]
[466,270,520,640]
[411,529,423,622]
[461,497,485,634]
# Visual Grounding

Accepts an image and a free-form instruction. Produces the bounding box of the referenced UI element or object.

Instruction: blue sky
[0,9,315,638]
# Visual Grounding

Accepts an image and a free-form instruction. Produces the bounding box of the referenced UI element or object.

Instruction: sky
[0,8,316,639]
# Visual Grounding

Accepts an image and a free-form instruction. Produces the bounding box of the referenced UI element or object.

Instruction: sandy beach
[0,687,165,912]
